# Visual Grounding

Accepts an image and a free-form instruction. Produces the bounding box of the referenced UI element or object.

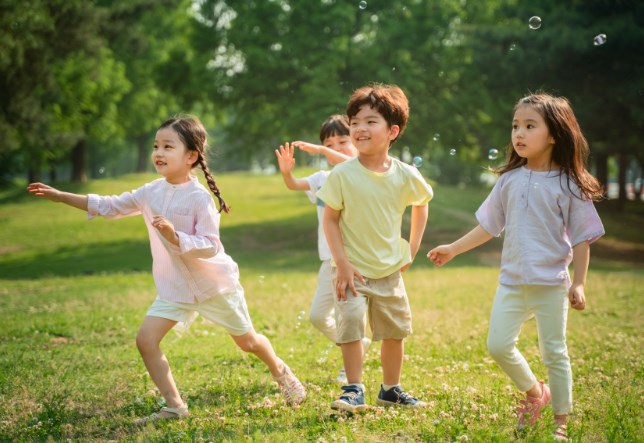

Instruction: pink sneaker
[273,364,306,407]
[516,381,551,430]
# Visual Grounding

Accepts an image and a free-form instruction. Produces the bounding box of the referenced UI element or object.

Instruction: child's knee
[136,333,159,353]
[235,333,262,353]
[309,311,328,329]
[487,337,512,361]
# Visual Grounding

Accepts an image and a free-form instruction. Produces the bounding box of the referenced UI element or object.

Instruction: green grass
[0,172,642,442]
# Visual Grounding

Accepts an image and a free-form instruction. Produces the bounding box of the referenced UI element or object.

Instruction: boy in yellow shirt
[317,83,433,412]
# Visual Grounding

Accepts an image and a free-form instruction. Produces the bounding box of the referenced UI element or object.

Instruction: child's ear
[187,150,199,165]
[389,125,401,141]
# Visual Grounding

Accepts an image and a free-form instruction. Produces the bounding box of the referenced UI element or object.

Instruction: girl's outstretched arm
[569,241,590,310]
[427,224,493,267]
[402,204,429,272]
[27,183,88,211]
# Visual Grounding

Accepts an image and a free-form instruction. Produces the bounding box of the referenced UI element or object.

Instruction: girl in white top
[428,94,604,440]
[28,115,305,423]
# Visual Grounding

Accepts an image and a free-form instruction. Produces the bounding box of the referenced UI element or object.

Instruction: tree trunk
[71,139,88,182]
[136,134,149,172]
[617,153,628,211]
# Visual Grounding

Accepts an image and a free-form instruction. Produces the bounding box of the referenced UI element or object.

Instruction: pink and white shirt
[87,176,239,303]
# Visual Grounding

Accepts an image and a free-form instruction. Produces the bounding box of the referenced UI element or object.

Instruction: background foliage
[1,0,642,203]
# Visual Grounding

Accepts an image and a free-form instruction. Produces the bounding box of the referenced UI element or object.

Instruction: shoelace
[341,390,361,402]
[392,387,416,403]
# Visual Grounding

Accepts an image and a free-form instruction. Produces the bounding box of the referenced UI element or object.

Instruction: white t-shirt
[304,170,332,261]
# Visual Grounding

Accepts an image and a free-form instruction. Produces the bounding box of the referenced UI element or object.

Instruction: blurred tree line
[1,0,642,206]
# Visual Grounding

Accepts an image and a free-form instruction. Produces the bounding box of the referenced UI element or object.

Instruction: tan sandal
[135,405,189,425]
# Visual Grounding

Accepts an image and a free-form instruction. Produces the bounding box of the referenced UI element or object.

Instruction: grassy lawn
[0,172,641,442]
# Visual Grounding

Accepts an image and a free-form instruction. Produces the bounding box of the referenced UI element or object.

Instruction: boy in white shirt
[275,115,370,383]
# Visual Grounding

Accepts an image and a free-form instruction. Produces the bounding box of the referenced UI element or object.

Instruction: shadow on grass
[0,215,322,280]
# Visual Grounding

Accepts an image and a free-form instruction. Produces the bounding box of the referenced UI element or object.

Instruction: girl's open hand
[427,245,455,267]
[27,183,62,202]
[152,215,179,245]
[568,284,586,311]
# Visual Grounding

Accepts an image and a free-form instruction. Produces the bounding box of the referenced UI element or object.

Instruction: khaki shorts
[333,269,412,343]
[146,283,253,336]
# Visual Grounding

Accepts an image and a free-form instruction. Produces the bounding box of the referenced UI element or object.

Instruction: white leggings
[308,260,337,342]
[487,284,572,414]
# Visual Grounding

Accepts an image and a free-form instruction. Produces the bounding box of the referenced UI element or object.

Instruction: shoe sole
[331,400,370,413]
[376,398,427,408]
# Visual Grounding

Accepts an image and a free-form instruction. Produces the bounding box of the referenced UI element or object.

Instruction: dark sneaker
[376,385,427,408]
[331,385,369,413]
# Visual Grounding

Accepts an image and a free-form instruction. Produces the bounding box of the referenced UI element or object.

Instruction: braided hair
[158,116,230,213]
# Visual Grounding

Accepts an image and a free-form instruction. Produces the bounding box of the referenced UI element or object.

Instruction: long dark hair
[158,116,230,213]
[495,93,604,201]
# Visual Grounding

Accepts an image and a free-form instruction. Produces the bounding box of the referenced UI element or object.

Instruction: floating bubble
[433,133,440,141]
[358,0,367,9]
[258,275,265,284]
[593,33,607,46]
[412,156,423,167]
[528,16,542,30]
[98,167,106,174]
[508,43,518,52]
[488,148,499,160]
[449,149,456,156]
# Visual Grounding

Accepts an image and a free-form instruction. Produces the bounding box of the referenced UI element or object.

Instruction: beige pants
[487,284,572,414]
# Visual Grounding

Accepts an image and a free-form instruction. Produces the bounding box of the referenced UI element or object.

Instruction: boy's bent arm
[407,204,429,264]
[323,205,363,299]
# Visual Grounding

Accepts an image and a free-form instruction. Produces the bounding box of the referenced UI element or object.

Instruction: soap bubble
[488,148,499,160]
[449,149,456,156]
[432,133,440,141]
[593,33,607,46]
[412,156,423,167]
[528,16,542,30]
[359,1,367,9]
[98,167,106,175]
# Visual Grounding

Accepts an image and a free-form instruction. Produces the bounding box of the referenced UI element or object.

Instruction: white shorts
[146,283,253,336]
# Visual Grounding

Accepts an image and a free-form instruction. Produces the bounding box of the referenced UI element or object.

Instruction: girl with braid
[27,115,306,423]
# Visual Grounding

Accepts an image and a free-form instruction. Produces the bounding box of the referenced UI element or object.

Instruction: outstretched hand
[427,245,456,267]
[27,183,63,202]
[275,143,296,174]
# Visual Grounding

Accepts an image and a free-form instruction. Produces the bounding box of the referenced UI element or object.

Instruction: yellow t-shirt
[316,157,433,279]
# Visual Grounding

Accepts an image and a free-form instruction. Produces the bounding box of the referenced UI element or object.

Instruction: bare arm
[401,204,429,272]
[427,224,493,267]
[323,205,364,300]
[292,141,352,166]
[568,240,590,310]
[27,183,88,211]
[274,143,310,191]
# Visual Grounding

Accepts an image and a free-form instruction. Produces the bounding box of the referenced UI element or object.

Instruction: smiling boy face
[349,105,400,157]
